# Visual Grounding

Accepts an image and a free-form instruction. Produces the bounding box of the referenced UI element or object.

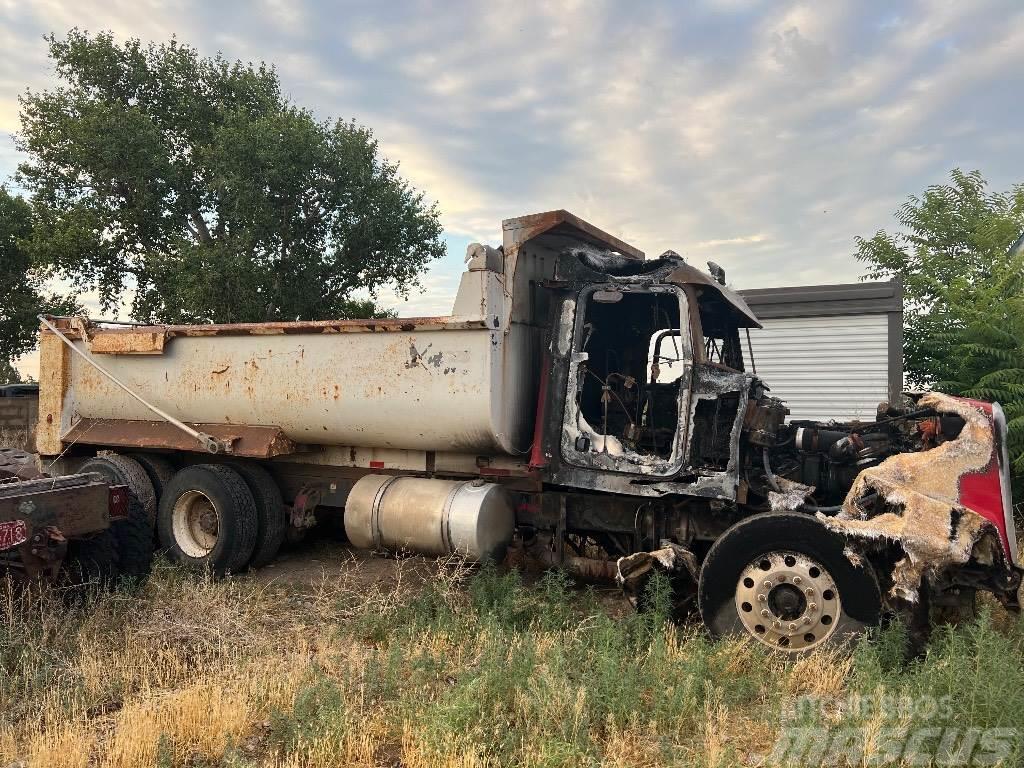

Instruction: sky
[4,0,1024,377]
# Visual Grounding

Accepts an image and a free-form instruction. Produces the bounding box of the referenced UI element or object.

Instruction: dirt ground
[254,533,635,618]
[252,536,436,589]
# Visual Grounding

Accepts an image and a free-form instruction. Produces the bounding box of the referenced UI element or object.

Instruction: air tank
[344,474,515,561]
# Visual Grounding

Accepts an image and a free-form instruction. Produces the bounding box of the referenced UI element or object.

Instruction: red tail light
[108,485,130,520]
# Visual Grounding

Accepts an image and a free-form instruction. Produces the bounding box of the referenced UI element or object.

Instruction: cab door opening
[561,287,691,475]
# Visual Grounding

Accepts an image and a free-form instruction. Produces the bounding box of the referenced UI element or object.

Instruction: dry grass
[0,426,31,453]
[0,558,1022,767]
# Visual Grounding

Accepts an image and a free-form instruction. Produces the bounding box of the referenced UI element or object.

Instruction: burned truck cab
[538,242,770,505]
[526,218,1018,651]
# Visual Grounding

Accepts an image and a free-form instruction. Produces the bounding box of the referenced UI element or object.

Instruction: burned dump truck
[35,210,1020,652]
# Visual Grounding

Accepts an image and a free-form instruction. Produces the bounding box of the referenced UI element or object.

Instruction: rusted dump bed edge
[61,419,297,459]
[44,315,491,341]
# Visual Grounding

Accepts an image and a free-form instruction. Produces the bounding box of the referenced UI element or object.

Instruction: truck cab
[536,241,766,503]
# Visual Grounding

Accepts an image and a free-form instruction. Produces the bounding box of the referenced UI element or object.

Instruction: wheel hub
[171,490,220,558]
[734,550,841,651]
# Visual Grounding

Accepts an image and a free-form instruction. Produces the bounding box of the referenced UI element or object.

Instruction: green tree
[0,358,22,385]
[0,187,77,377]
[856,169,1024,491]
[16,30,444,324]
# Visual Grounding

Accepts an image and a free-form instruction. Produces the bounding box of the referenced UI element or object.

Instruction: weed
[0,557,1021,767]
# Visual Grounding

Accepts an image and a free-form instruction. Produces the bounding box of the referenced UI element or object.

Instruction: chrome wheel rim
[171,490,220,558]
[734,550,842,651]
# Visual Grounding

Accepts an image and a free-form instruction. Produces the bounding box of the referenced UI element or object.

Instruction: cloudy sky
[4,0,1024,374]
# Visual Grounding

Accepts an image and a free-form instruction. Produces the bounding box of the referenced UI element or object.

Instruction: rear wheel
[698,512,881,655]
[78,455,155,579]
[131,453,176,504]
[158,464,259,574]
[63,530,120,589]
[131,453,177,551]
[229,462,287,569]
[79,454,157,521]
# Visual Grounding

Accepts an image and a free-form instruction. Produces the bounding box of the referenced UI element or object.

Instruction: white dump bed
[36,211,644,460]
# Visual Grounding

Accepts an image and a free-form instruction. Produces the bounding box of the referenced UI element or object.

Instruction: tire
[158,464,259,574]
[131,453,177,552]
[131,453,176,504]
[698,512,881,655]
[78,454,156,578]
[63,529,120,589]
[114,495,155,580]
[229,462,286,569]
[79,454,158,522]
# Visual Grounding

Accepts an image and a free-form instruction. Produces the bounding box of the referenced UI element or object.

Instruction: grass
[1,557,1022,768]
[0,427,31,453]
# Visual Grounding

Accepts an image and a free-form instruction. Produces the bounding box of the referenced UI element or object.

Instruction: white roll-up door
[746,314,889,422]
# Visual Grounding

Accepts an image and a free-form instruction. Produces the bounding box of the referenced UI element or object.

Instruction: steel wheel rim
[171,489,220,558]
[734,550,842,651]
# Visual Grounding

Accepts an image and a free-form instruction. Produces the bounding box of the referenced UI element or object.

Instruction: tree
[16,30,445,324]
[0,358,22,385]
[856,169,1024,493]
[0,187,77,376]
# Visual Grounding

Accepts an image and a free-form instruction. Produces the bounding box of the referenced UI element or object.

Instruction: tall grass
[0,427,31,452]
[0,559,1021,767]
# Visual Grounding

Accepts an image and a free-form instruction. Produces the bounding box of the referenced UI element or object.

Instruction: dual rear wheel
[157,462,286,574]
[74,455,287,576]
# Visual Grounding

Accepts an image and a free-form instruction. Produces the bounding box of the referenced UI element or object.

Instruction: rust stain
[44,316,489,343]
[88,330,166,355]
[61,418,298,459]
[501,209,645,260]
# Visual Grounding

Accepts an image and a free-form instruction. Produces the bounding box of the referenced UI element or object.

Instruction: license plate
[0,520,28,551]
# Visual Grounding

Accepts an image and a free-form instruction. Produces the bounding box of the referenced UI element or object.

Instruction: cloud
[693,235,768,248]
[3,0,1024,380]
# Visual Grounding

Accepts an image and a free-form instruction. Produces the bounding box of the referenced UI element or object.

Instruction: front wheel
[698,512,881,654]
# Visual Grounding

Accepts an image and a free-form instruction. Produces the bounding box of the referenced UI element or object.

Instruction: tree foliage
[0,187,78,375]
[16,30,445,324]
[856,169,1024,492]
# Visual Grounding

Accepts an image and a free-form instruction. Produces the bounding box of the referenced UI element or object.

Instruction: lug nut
[789,623,797,631]
[757,594,767,602]
[792,576,802,585]
[773,620,781,629]
[764,580,773,589]
[761,609,770,618]
[809,603,817,612]
[805,588,814,596]
[803,616,812,625]
[777,574,786,582]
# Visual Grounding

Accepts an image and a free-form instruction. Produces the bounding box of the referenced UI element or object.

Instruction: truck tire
[228,462,287,569]
[698,512,881,655]
[158,464,259,574]
[79,455,158,523]
[131,453,176,505]
[78,455,156,578]
[64,529,120,589]
[114,495,155,580]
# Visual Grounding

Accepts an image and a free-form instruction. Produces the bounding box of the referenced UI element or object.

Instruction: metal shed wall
[739,282,902,422]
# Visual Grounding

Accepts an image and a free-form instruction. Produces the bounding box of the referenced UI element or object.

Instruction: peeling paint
[769,477,815,511]
[556,299,575,356]
[821,392,1003,602]
[616,542,699,611]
